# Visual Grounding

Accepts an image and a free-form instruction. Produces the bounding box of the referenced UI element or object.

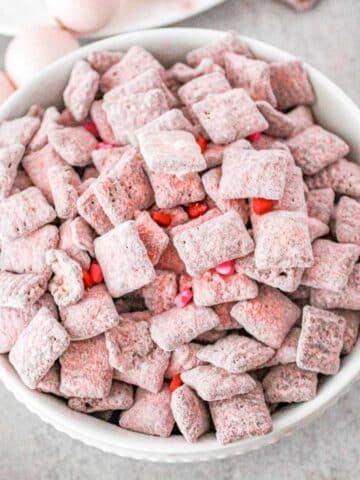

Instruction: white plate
[0,0,226,38]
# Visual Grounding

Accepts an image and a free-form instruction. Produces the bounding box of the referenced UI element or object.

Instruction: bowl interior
[0,28,359,462]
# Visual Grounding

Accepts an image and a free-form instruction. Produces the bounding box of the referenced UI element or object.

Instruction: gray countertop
[1,0,360,478]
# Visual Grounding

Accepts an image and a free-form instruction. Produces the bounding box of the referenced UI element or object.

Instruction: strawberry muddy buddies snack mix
[1,37,359,446]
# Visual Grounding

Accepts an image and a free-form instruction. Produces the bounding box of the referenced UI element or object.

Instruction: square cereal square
[334,196,360,245]
[141,270,177,314]
[48,126,97,167]
[135,211,169,265]
[178,72,231,106]
[306,187,335,224]
[0,144,25,199]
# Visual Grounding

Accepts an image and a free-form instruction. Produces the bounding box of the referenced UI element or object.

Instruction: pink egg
[0,72,15,103]
[46,0,115,33]
[5,26,79,87]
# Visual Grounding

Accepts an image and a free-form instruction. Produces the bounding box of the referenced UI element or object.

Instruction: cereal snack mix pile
[0,32,359,446]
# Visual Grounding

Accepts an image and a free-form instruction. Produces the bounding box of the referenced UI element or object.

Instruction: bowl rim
[0,27,360,463]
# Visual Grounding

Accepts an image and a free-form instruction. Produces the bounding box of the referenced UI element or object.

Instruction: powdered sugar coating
[49,126,97,167]
[36,363,64,397]
[197,334,275,373]
[68,381,133,413]
[86,51,124,75]
[337,310,360,355]
[135,211,169,265]
[0,303,38,353]
[256,101,295,138]
[171,385,210,443]
[58,220,91,270]
[0,144,25,198]
[59,335,112,398]
[306,187,335,224]
[0,272,47,308]
[173,210,254,277]
[296,306,346,375]
[141,270,177,314]
[151,304,220,351]
[263,363,318,403]
[60,284,119,340]
[193,89,268,144]
[119,386,174,438]
[334,196,360,245]
[165,343,204,379]
[301,239,359,292]
[77,182,113,235]
[9,307,70,389]
[48,164,79,220]
[210,384,272,444]
[181,365,256,401]
[0,116,40,148]
[265,327,301,367]
[170,58,224,84]
[287,105,314,137]
[231,286,301,349]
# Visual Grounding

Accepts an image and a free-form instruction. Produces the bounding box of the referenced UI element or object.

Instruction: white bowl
[0,28,359,463]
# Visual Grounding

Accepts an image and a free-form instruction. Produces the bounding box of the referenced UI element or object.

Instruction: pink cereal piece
[305,158,360,199]
[251,134,288,151]
[68,381,134,413]
[157,240,185,274]
[203,143,225,168]
[91,145,129,173]
[22,144,80,203]
[49,126,98,167]
[306,187,335,224]
[213,302,242,330]
[192,88,268,144]
[308,217,330,242]
[225,54,276,106]
[287,125,349,176]
[337,310,360,355]
[219,147,289,200]
[334,196,360,245]
[146,168,205,209]
[296,306,346,375]
[77,182,113,236]
[210,383,272,444]
[0,144,25,198]
[173,210,254,277]
[46,249,84,307]
[186,32,253,67]
[135,108,197,145]
[165,343,204,379]
[265,327,301,367]
[60,285,119,341]
[231,285,301,349]
[103,89,169,145]
[59,220,91,270]
[135,211,169,265]
[69,216,96,257]
[175,288,193,308]
[171,384,210,443]
[104,68,177,109]
[139,130,206,175]
[0,116,40,148]
[141,270,177,314]
[201,167,249,223]
[150,304,220,351]
[60,335,112,398]
[0,303,38,353]
[9,307,70,389]
[192,270,258,307]
[48,164,78,219]
[310,264,360,311]
[86,51,124,75]
[100,46,164,93]
[253,211,313,270]
[28,106,61,152]
[0,187,56,241]
[113,346,170,393]
[302,239,359,292]
[0,272,48,308]
[235,253,303,293]
[181,365,256,401]
[196,329,227,344]
[178,72,231,107]
[280,0,319,11]
[269,60,315,111]
[263,363,318,403]
[10,170,32,194]
[119,385,174,437]
[273,165,307,213]
[36,363,64,397]
[90,100,116,145]
[197,334,275,373]
[287,105,314,137]
[256,101,295,138]
[63,60,99,122]
[105,319,153,372]
[94,221,156,297]
[170,58,224,83]
[0,224,58,276]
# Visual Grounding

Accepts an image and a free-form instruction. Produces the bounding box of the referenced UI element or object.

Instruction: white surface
[1,27,360,463]
[0,0,226,38]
